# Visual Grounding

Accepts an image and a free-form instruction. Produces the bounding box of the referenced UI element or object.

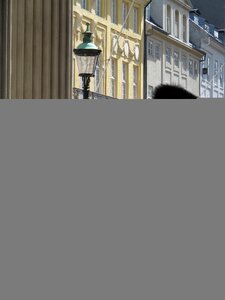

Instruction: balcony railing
[73,88,116,100]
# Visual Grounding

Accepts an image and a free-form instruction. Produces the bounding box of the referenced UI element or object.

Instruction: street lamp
[73,23,102,99]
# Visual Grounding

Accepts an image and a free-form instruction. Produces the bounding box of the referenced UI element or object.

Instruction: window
[182,54,187,71]
[207,57,211,81]
[133,7,138,33]
[122,63,127,99]
[96,0,101,16]
[112,0,117,23]
[72,56,76,89]
[155,43,160,60]
[175,10,179,38]
[194,61,198,77]
[166,47,171,64]
[205,24,209,32]
[133,66,138,99]
[189,59,193,76]
[81,0,87,9]
[214,60,218,86]
[147,85,153,99]
[148,40,154,58]
[122,1,128,29]
[166,5,171,34]
[95,63,101,93]
[146,4,151,21]
[194,15,199,25]
[183,15,187,42]
[174,51,179,67]
[219,63,224,87]
[111,59,116,97]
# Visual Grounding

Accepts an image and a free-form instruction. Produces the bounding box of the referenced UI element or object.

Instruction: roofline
[146,21,205,57]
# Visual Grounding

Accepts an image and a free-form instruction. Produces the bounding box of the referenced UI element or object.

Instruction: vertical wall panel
[42,0,52,98]
[3,0,73,99]
[51,0,60,98]
[0,0,3,97]
[66,0,73,98]
[24,0,34,98]
[11,0,18,99]
[33,0,43,99]
[16,0,25,98]
[59,1,66,99]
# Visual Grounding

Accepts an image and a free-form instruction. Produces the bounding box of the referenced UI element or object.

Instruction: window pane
[96,0,101,16]
[122,2,128,28]
[112,0,117,23]
[133,7,138,33]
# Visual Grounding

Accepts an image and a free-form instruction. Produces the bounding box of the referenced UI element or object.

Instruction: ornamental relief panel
[111,35,140,61]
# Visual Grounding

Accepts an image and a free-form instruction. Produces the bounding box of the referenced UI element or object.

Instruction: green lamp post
[73,23,102,99]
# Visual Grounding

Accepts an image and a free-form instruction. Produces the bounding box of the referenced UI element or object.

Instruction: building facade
[0,0,73,99]
[145,0,204,98]
[190,12,225,98]
[73,0,150,99]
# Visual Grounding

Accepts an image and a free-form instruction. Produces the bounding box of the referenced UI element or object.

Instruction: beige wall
[0,0,73,99]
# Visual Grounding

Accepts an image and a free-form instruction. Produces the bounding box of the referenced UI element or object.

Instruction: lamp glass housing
[75,49,101,76]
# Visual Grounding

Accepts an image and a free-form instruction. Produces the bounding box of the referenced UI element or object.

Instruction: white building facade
[145,0,204,98]
[190,13,225,98]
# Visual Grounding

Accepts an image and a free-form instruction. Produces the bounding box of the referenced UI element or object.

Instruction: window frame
[122,1,129,29]
[110,59,117,98]
[133,65,138,99]
[112,0,117,24]
[122,62,128,99]
[166,5,171,34]
[175,10,179,38]
[133,6,139,34]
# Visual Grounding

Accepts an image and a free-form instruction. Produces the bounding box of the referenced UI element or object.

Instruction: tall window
[72,55,76,87]
[166,5,171,34]
[122,1,128,29]
[147,85,153,99]
[95,63,101,94]
[174,50,179,67]
[219,63,224,87]
[207,57,211,81]
[111,59,116,97]
[214,60,218,86]
[133,7,138,33]
[146,4,151,21]
[81,0,87,9]
[112,0,117,23]
[166,47,171,64]
[122,63,127,99]
[189,59,194,76]
[148,40,154,58]
[182,54,187,72]
[133,66,138,99]
[96,0,101,16]
[183,15,187,42]
[194,61,198,77]
[155,43,160,60]
[175,10,179,38]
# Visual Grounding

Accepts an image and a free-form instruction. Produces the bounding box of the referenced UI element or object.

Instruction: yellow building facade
[73,0,150,99]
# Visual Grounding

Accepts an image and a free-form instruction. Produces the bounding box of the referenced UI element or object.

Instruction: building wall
[201,45,225,98]
[146,0,202,97]
[0,0,10,98]
[190,20,225,98]
[146,32,201,97]
[0,0,73,99]
[73,0,148,99]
